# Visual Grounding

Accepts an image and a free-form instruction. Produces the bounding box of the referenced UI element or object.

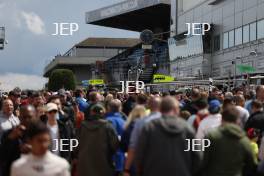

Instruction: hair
[221,106,239,123]
[148,96,161,111]
[162,92,170,97]
[26,121,50,139]
[222,97,235,110]
[252,100,263,110]
[75,89,84,98]
[32,91,42,98]
[160,96,179,114]
[89,92,100,102]
[137,94,148,105]
[200,91,209,99]
[47,95,60,103]
[191,89,201,100]
[180,110,191,120]
[234,95,245,105]
[124,105,146,129]
[195,98,208,109]
[256,85,264,94]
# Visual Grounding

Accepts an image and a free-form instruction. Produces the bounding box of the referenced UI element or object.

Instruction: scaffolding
[0,27,5,50]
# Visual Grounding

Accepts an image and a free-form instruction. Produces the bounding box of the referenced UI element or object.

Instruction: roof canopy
[86,0,171,33]
[76,38,140,48]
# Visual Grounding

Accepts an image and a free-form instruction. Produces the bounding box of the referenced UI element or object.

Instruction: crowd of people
[1,85,264,176]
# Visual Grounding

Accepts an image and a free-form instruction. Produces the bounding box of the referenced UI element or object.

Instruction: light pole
[233,56,242,88]
[128,69,132,81]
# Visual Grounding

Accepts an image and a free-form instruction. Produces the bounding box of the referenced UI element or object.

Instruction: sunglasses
[48,110,57,114]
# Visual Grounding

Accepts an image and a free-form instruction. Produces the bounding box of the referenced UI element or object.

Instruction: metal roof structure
[75,37,140,48]
[86,0,171,33]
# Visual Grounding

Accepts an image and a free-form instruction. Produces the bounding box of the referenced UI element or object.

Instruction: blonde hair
[124,105,147,129]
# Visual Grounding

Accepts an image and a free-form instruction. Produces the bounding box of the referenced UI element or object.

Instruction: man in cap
[77,104,119,176]
[45,103,74,162]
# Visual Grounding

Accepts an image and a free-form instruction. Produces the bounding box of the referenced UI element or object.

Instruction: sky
[0,0,139,90]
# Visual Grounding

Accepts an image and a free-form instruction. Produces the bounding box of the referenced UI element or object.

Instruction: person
[8,90,21,117]
[245,100,264,131]
[182,88,201,115]
[246,85,264,114]
[45,103,74,162]
[135,97,202,176]
[32,92,45,108]
[196,100,222,139]
[75,89,89,113]
[0,99,20,141]
[187,98,209,131]
[77,104,119,176]
[105,99,125,175]
[0,105,36,176]
[84,92,102,119]
[202,106,257,176]
[72,101,84,129]
[124,96,161,176]
[58,89,75,123]
[121,105,147,153]
[234,95,249,128]
[10,121,70,176]
[122,95,136,116]
[247,128,259,160]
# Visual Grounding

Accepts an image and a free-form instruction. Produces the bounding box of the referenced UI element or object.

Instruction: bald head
[148,96,161,112]
[160,96,179,116]
[109,99,122,113]
[20,105,36,127]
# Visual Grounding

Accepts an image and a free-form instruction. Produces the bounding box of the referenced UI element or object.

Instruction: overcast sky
[0,0,139,90]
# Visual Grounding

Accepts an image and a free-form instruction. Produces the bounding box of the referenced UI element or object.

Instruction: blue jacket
[105,112,125,172]
[76,97,89,112]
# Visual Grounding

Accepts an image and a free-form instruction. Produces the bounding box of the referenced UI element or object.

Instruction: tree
[48,69,76,91]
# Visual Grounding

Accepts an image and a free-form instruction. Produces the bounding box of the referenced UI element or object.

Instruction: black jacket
[55,119,75,162]
[245,111,264,131]
[0,130,27,176]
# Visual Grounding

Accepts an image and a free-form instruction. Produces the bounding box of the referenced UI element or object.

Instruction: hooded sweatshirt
[77,117,119,176]
[202,124,257,176]
[135,116,203,176]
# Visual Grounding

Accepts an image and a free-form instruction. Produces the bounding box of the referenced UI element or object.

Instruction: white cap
[46,103,58,112]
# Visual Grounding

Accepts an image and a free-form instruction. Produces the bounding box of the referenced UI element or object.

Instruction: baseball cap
[209,100,221,113]
[90,104,105,116]
[46,103,58,112]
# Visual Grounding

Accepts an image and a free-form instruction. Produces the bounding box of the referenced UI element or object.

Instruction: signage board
[153,74,174,83]
[89,79,105,85]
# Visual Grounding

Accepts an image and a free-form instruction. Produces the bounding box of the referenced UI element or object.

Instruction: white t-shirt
[47,123,60,156]
[236,106,249,128]
[11,151,70,176]
[0,112,20,141]
[196,114,222,139]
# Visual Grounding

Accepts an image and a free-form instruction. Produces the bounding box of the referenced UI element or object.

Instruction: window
[257,19,264,39]
[214,35,220,51]
[243,25,250,43]
[223,32,229,49]
[229,30,234,47]
[250,22,257,41]
[235,27,242,45]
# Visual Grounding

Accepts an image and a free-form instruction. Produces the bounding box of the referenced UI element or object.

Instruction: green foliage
[48,69,76,91]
